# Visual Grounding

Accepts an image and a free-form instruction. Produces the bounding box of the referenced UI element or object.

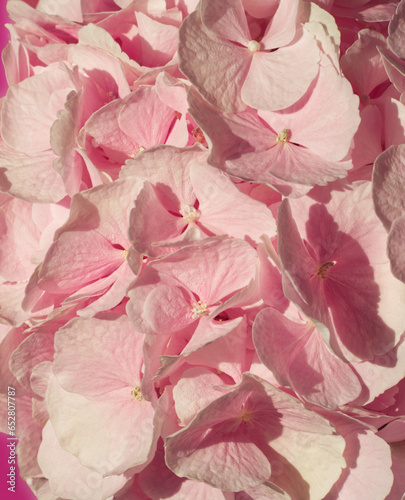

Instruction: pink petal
[373,144,405,230]
[1,65,75,153]
[200,0,250,45]
[387,215,405,283]
[258,62,360,162]
[53,315,143,396]
[241,28,320,111]
[190,163,276,241]
[261,0,299,49]
[128,182,187,257]
[37,421,128,500]
[178,10,251,112]
[253,307,362,408]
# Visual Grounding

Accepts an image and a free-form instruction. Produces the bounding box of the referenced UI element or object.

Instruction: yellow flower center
[276,129,289,143]
[179,205,200,223]
[191,300,209,319]
[131,386,143,401]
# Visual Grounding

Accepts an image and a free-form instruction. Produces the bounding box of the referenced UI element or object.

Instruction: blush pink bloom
[37,420,130,500]
[0,64,76,202]
[121,145,276,256]
[0,194,69,326]
[253,306,363,409]
[126,236,258,341]
[277,181,405,361]
[30,178,142,317]
[165,372,346,497]
[179,0,321,112]
[46,315,158,476]
[188,57,359,197]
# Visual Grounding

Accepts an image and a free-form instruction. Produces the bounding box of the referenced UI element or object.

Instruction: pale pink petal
[178,10,251,112]
[166,418,272,491]
[173,367,228,426]
[1,65,75,153]
[200,0,250,45]
[388,0,405,58]
[341,29,388,97]
[118,86,178,149]
[261,0,299,49]
[9,331,55,395]
[128,182,187,257]
[324,417,393,500]
[37,230,125,294]
[37,421,129,500]
[76,261,136,317]
[47,375,156,475]
[190,163,276,241]
[258,62,360,161]
[135,11,180,67]
[1,41,31,87]
[166,373,345,496]
[143,284,196,334]
[253,307,362,409]
[0,146,66,203]
[122,145,202,209]
[279,183,405,361]
[241,28,320,111]
[242,0,279,18]
[52,315,143,396]
[36,0,83,22]
[0,281,32,327]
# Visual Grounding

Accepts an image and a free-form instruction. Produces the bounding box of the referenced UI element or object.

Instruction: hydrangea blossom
[0,1,404,499]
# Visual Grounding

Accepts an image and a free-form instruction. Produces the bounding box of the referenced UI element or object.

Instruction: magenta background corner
[1,0,11,97]
[1,432,37,500]
[0,1,39,496]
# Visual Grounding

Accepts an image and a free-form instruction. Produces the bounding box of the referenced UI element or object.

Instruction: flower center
[191,300,209,319]
[316,261,335,279]
[276,129,289,143]
[180,205,200,223]
[131,385,143,401]
[247,40,261,53]
[239,405,254,423]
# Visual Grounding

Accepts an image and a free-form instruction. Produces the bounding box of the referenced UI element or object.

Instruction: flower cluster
[1,0,405,499]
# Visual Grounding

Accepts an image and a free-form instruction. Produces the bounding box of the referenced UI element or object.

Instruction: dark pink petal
[388,0,405,58]
[387,216,405,283]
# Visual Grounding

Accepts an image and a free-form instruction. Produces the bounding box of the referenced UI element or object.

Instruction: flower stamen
[179,205,200,223]
[276,129,289,143]
[131,385,143,401]
[191,300,209,319]
[316,261,335,279]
